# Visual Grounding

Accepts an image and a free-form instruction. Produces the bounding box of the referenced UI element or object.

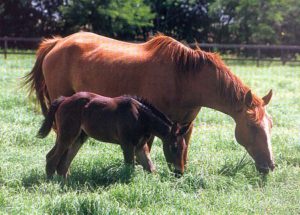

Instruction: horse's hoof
[147,164,156,173]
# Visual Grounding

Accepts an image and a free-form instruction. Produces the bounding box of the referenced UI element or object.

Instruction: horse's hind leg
[56,131,88,178]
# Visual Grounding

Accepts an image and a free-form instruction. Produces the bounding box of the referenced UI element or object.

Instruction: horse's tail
[37,96,65,138]
[22,36,62,116]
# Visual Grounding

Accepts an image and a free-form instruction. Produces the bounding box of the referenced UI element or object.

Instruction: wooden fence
[1,37,300,66]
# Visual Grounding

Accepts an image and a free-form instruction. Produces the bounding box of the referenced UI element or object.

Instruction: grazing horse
[24,32,275,173]
[37,92,190,178]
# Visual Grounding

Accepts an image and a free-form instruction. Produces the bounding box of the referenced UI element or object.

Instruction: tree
[0,0,63,37]
[59,0,155,39]
[208,0,292,44]
[279,0,300,45]
[0,0,43,37]
[148,0,211,42]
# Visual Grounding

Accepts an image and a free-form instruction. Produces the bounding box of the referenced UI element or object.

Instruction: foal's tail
[22,36,62,116]
[37,96,65,138]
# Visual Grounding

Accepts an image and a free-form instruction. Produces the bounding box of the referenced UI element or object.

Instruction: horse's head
[234,89,274,173]
[162,123,190,176]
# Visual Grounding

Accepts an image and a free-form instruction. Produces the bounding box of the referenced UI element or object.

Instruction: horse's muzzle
[256,161,275,174]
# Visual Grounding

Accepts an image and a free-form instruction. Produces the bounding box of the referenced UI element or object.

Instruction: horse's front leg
[135,137,156,173]
[183,123,194,166]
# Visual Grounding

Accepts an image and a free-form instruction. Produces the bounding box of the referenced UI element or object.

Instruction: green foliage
[0,0,63,37]
[1,0,300,45]
[208,0,300,45]
[59,0,154,39]
[148,0,211,42]
[279,0,300,45]
[0,55,300,214]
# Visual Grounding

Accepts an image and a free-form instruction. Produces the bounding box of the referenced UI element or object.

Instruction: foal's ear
[262,89,273,106]
[171,123,179,134]
[178,123,191,135]
[244,90,253,108]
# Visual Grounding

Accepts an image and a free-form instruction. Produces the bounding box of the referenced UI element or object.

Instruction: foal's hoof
[46,165,55,179]
[56,165,70,179]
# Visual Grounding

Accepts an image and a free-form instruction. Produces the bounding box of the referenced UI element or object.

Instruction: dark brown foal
[37,92,190,179]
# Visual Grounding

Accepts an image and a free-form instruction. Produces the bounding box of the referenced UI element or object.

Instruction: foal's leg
[145,135,155,152]
[136,141,156,173]
[46,136,73,179]
[46,125,81,178]
[56,131,88,178]
[121,143,135,166]
[46,142,57,162]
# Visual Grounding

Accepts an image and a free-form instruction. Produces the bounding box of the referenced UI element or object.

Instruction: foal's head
[162,123,190,175]
[235,90,274,173]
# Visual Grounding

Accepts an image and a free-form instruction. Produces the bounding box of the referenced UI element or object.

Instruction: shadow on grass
[218,155,269,187]
[66,162,134,188]
[21,161,134,190]
[218,154,251,177]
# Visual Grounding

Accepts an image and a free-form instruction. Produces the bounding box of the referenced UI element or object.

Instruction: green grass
[0,54,299,214]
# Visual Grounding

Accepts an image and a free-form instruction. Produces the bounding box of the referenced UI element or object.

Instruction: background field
[0,55,299,214]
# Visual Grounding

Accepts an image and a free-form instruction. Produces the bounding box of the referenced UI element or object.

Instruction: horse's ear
[244,90,253,108]
[262,89,272,106]
[178,123,191,135]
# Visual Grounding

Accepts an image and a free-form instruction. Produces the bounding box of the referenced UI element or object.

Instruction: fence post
[4,36,8,59]
[256,48,261,67]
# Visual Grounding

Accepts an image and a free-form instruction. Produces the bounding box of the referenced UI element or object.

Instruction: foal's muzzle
[173,169,184,178]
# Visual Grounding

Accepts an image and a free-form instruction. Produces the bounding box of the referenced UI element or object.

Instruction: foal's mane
[145,34,265,123]
[127,95,173,126]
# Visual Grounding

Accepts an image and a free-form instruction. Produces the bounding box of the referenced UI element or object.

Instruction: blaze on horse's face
[163,123,190,176]
[235,90,275,174]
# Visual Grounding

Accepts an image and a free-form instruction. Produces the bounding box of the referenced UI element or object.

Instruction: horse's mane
[145,34,265,123]
[126,95,173,126]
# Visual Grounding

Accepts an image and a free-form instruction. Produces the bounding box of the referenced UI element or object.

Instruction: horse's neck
[202,93,238,120]
[190,67,240,121]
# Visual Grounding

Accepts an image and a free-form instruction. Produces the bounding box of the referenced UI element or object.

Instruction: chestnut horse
[24,32,275,173]
[37,92,190,178]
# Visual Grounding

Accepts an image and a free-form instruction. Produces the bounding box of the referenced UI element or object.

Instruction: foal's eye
[170,145,178,153]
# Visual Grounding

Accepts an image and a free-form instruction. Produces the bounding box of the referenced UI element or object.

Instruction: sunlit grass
[0,55,299,214]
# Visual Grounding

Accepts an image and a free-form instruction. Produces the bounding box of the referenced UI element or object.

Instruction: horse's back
[42,32,154,101]
[47,32,145,61]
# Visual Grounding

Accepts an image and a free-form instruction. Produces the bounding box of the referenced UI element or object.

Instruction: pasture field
[0,54,299,214]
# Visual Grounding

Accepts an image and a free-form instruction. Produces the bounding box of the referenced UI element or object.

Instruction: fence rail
[1,37,300,66]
